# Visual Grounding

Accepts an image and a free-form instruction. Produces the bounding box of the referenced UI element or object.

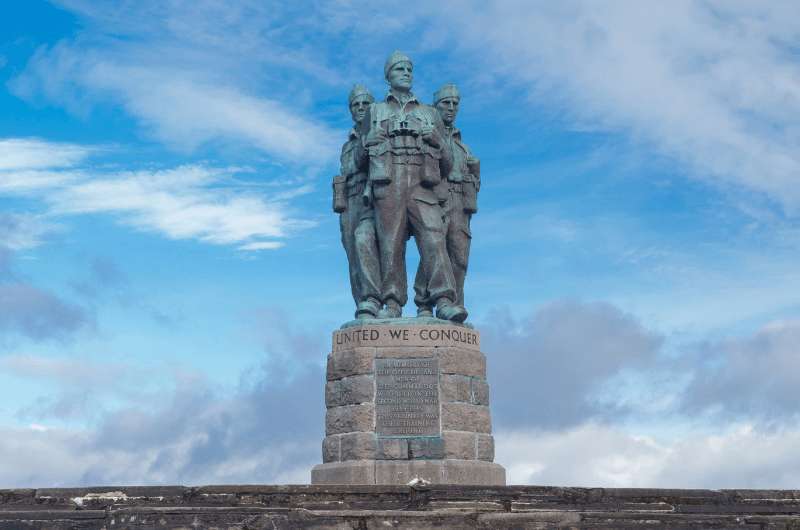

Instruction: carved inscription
[375,358,440,436]
[333,325,480,352]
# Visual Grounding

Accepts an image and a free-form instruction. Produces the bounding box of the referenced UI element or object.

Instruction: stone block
[375,460,446,485]
[440,374,471,403]
[471,378,490,406]
[438,347,486,378]
[443,460,506,485]
[408,437,445,459]
[441,403,491,433]
[325,375,375,407]
[443,431,476,460]
[373,459,505,485]
[375,346,436,358]
[325,404,375,435]
[327,347,375,380]
[477,434,495,461]
[311,461,375,485]
[376,438,408,460]
[322,435,340,463]
[340,432,377,461]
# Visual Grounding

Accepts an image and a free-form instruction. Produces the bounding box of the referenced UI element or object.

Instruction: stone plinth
[312,319,506,485]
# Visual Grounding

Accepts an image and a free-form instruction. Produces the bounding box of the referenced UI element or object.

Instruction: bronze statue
[334,53,478,323]
[333,84,381,319]
[414,84,480,315]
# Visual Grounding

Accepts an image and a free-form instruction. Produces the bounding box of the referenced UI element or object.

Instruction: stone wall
[2,485,800,529]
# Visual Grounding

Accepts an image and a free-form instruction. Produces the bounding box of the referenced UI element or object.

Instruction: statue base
[312,319,506,485]
[312,459,505,486]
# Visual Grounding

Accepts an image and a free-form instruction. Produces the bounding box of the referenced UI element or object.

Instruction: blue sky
[1,0,800,487]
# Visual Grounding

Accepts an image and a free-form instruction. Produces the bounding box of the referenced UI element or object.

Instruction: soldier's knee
[354,222,376,243]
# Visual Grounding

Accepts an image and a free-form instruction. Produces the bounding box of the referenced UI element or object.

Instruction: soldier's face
[350,95,371,124]
[436,97,459,126]
[387,61,413,91]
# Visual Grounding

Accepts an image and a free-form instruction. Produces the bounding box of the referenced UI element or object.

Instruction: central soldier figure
[361,51,467,322]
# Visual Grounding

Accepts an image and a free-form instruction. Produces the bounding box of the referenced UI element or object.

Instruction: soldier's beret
[434,84,460,104]
[384,50,413,79]
[349,84,374,105]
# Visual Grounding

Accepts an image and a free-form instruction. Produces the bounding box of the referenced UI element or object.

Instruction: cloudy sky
[1,0,799,489]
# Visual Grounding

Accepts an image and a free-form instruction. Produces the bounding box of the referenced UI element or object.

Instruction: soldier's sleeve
[339,141,353,178]
[354,133,368,172]
[360,104,374,144]
[432,109,453,176]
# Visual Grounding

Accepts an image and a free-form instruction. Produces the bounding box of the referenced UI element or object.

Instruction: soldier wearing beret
[333,84,381,319]
[414,84,480,316]
[360,51,467,322]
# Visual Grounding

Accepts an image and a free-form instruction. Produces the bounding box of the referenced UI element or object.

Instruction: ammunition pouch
[368,142,391,184]
[462,178,478,214]
[421,144,442,188]
[332,175,347,213]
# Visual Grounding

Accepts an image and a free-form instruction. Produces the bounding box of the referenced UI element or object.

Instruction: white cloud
[498,423,800,488]
[11,15,339,163]
[436,0,800,212]
[0,213,58,250]
[0,139,307,250]
[47,165,303,247]
[0,138,91,171]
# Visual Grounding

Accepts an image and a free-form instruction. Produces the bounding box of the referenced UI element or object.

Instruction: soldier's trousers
[340,185,380,308]
[413,188,471,308]
[372,165,457,308]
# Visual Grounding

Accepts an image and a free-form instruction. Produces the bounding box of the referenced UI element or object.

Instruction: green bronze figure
[333,84,381,319]
[360,51,467,322]
[414,84,480,316]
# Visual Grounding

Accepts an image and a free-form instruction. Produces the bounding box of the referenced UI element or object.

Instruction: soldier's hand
[421,126,440,148]
[364,127,387,147]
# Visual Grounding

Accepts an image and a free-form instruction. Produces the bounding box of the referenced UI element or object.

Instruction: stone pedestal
[311,318,506,485]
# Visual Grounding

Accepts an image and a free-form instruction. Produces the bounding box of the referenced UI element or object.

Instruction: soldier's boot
[435,297,468,323]
[356,297,381,320]
[378,299,402,319]
[416,305,434,318]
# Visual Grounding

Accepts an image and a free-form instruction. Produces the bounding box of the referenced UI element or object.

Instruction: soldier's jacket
[360,92,453,202]
[340,128,369,198]
[444,127,478,185]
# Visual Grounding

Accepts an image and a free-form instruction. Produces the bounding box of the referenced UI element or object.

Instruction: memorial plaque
[375,357,440,436]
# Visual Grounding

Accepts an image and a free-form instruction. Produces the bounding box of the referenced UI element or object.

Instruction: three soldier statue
[334,51,480,323]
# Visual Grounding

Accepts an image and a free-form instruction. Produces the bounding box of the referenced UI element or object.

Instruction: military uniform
[361,91,458,310]
[413,125,478,310]
[337,128,381,315]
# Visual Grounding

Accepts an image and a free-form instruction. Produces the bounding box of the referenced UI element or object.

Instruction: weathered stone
[408,437,445,459]
[375,346,436,358]
[333,324,480,352]
[327,347,375,380]
[443,460,506,485]
[476,434,495,461]
[471,377,490,405]
[377,438,409,460]
[8,484,800,527]
[443,430,476,460]
[322,435,340,463]
[438,347,486,377]
[374,460,504,485]
[326,374,375,407]
[375,460,446,485]
[441,403,491,433]
[440,374,471,402]
[341,432,377,461]
[326,404,375,435]
[311,461,375,485]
